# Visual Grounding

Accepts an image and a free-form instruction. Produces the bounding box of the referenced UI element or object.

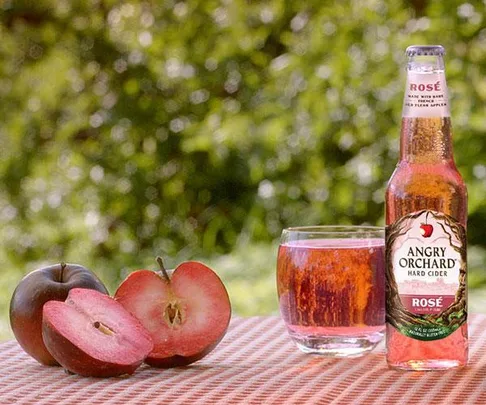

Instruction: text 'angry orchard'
[398,246,456,276]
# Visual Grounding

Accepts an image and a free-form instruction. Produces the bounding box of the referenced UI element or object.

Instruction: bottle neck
[400,53,453,163]
[400,117,453,163]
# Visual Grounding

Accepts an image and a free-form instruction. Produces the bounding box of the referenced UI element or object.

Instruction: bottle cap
[406,45,445,57]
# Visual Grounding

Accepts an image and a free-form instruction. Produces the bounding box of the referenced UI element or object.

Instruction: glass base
[289,329,384,358]
[387,359,466,371]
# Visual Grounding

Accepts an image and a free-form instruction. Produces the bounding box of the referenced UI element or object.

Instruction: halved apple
[114,258,231,367]
[42,288,153,377]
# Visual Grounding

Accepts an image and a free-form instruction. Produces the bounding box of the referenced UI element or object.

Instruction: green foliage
[1,0,486,340]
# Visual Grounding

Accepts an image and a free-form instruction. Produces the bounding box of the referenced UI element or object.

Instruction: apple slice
[114,258,231,367]
[42,288,153,377]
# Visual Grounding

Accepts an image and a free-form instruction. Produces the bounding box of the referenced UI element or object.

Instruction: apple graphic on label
[114,257,231,367]
[420,223,433,238]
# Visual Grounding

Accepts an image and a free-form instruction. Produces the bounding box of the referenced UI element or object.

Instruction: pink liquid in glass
[277,239,385,344]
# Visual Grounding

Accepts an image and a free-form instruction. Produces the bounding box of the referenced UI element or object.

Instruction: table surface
[0,315,485,405]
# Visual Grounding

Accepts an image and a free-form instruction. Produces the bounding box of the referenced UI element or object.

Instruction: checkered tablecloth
[0,315,485,404]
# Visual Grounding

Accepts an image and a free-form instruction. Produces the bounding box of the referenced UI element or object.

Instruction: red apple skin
[114,261,231,368]
[42,288,153,377]
[9,263,108,366]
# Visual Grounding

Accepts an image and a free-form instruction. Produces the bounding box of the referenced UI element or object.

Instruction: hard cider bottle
[385,45,468,370]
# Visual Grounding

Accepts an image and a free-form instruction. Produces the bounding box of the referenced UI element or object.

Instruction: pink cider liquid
[277,239,385,337]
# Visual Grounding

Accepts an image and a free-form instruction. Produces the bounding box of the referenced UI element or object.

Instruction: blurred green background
[1,0,486,341]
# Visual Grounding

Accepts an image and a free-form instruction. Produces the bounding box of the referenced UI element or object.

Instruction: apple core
[165,302,183,328]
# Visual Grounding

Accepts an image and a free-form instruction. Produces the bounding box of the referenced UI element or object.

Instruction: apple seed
[94,321,115,336]
[164,303,183,328]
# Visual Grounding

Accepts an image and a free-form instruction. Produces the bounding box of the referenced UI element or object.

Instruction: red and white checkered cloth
[0,315,485,404]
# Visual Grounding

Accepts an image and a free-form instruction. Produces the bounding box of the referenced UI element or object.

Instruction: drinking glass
[277,226,385,357]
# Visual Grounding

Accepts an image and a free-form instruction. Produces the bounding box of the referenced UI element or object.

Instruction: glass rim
[281,225,384,241]
[283,225,384,234]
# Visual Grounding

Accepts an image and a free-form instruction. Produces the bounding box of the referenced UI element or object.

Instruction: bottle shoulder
[386,162,467,199]
[387,161,466,188]
[386,161,467,199]
[385,161,467,226]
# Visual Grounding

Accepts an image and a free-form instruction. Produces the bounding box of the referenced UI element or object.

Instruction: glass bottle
[385,45,467,370]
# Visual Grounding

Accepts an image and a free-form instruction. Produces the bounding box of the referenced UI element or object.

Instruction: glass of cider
[277,226,385,357]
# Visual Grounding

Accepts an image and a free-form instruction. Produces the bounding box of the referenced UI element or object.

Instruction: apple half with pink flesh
[114,257,231,367]
[42,288,153,377]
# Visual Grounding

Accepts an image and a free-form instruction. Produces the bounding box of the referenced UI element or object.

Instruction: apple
[42,288,153,377]
[114,257,231,367]
[420,223,433,238]
[10,263,108,366]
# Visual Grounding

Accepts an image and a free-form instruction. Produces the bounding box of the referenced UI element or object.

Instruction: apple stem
[60,262,66,278]
[156,256,171,283]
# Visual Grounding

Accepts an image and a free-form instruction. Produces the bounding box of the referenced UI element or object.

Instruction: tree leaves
[1,0,486,319]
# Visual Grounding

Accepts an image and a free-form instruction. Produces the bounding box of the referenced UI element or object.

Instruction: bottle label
[402,72,450,118]
[386,210,467,341]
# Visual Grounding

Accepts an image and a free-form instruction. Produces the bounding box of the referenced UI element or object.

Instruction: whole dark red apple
[420,223,433,238]
[10,263,108,366]
[42,288,153,377]
[114,257,231,367]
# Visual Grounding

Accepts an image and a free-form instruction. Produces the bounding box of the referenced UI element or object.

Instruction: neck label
[403,72,450,118]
